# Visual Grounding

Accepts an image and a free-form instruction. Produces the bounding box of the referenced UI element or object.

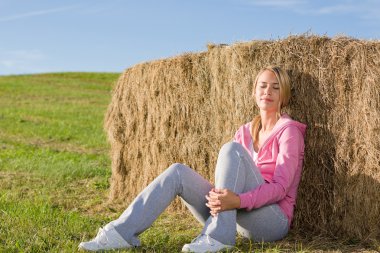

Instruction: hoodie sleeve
[238,125,305,210]
[233,125,243,143]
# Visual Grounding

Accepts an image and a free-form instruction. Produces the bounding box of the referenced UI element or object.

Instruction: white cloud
[79,0,124,15]
[0,50,49,75]
[0,60,15,68]
[311,5,357,14]
[311,1,380,23]
[356,2,380,21]
[244,0,307,8]
[242,0,380,22]
[0,5,80,22]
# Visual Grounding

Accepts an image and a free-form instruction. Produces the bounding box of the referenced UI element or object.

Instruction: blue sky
[1,0,379,75]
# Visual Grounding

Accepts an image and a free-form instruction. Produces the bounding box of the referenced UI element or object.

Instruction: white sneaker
[78,224,132,251]
[182,234,233,253]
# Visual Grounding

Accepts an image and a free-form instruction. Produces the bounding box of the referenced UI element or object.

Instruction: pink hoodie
[234,114,306,226]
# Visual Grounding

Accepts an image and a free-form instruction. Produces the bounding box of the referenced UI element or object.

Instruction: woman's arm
[239,126,305,210]
[206,125,305,215]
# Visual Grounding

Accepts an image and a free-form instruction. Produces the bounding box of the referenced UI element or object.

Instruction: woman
[79,66,306,252]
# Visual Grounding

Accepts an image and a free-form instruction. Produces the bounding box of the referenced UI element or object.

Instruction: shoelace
[192,234,215,246]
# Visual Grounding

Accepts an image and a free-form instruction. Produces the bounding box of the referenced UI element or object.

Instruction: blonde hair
[251,66,291,143]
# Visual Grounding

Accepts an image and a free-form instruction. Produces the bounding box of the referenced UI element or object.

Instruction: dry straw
[104,35,380,242]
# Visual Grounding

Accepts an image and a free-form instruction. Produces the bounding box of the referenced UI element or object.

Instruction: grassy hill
[0,73,377,252]
[0,73,203,252]
[0,73,117,252]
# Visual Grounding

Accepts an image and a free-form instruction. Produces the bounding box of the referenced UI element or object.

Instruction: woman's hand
[205,188,241,217]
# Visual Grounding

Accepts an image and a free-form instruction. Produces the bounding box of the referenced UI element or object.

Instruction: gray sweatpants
[110,142,289,246]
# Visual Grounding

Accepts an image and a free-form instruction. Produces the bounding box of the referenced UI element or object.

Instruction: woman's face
[254,70,281,113]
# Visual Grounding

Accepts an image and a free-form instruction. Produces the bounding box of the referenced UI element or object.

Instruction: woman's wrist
[235,193,241,209]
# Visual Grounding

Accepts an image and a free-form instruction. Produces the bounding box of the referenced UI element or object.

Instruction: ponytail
[251,115,261,144]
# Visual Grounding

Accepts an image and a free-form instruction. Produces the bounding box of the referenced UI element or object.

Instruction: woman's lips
[261,98,273,102]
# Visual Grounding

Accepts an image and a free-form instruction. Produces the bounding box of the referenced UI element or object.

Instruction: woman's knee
[166,163,190,177]
[158,163,188,189]
[219,142,245,157]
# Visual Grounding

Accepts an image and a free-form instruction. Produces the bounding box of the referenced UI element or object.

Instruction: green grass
[0,73,378,252]
[0,73,112,149]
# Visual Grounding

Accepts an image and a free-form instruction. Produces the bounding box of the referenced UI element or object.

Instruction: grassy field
[0,73,378,253]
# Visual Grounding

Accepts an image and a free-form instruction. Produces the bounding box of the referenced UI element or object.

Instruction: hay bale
[104,35,380,241]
